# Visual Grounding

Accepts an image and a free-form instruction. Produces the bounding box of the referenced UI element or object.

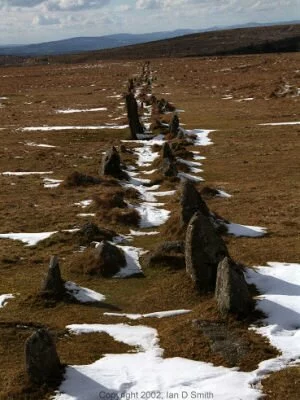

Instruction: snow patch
[104,309,191,320]
[225,223,267,237]
[65,281,105,303]
[0,294,15,308]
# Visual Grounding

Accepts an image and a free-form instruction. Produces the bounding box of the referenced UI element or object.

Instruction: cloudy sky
[0,0,299,45]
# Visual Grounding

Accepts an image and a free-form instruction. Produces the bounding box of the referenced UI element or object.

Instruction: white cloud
[46,0,110,12]
[32,14,60,25]
[0,0,110,11]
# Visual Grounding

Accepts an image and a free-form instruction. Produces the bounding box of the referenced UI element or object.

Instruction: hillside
[49,23,300,64]
[0,30,198,57]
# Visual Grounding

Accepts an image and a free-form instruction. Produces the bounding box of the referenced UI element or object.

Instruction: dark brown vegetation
[0,52,299,399]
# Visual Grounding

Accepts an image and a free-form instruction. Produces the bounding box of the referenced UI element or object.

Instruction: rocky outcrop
[91,241,127,277]
[180,179,210,226]
[146,241,185,269]
[126,92,144,139]
[100,146,128,180]
[41,256,65,300]
[185,212,229,291]
[25,329,62,385]
[215,257,253,317]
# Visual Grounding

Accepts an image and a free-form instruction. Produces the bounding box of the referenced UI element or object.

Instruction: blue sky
[0,0,299,45]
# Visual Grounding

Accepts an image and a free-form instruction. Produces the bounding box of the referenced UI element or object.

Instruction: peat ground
[0,52,299,398]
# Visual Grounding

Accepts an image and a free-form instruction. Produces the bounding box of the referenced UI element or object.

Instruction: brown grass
[0,53,299,399]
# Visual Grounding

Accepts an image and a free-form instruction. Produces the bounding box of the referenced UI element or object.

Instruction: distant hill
[0,24,299,66]
[0,30,198,56]
[1,20,299,57]
[46,23,299,64]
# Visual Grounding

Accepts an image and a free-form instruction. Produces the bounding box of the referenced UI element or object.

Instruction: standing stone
[180,179,210,226]
[161,142,177,177]
[41,256,65,299]
[25,329,62,385]
[162,158,178,177]
[162,142,175,161]
[185,212,229,291]
[215,257,253,317]
[125,92,144,139]
[100,146,127,179]
[128,78,134,92]
[169,113,180,136]
[92,241,127,277]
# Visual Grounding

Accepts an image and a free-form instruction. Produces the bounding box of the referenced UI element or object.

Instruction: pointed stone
[185,212,229,291]
[41,256,65,299]
[162,142,175,161]
[215,257,253,317]
[180,179,210,226]
[25,329,62,385]
[125,92,144,139]
[169,113,180,136]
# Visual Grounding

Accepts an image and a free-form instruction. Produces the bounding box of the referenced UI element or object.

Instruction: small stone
[92,241,126,277]
[41,256,65,299]
[215,257,253,317]
[25,328,62,385]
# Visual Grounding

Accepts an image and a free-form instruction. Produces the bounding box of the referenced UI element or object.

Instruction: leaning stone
[25,329,62,385]
[92,241,126,277]
[185,212,229,291]
[41,256,65,299]
[180,179,210,226]
[215,257,253,317]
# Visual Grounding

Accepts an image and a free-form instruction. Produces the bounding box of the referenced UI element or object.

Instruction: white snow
[0,294,14,308]
[216,190,232,198]
[113,245,145,278]
[178,172,204,182]
[77,213,96,217]
[129,230,159,236]
[43,178,63,188]
[185,128,214,146]
[56,107,107,114]
[54,323,260,400]
[21,125,128,131]
[0,231,57,246]
[245,262,300,384]
[104,309,191,320]
[65,281,105,303]
[134,202,171,228]
[236,98,254,102]
[259,122,300,126]
[74,200,93,208]
[225,223,267,237]
[25,141,56,148]
[54,261,300,400]
[2,171,53,176]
